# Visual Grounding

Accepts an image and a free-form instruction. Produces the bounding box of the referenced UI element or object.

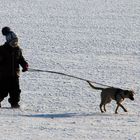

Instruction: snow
[0,0,140,139]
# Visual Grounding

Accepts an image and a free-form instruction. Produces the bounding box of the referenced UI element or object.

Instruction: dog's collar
[118,93,124,100]
[115,89,124,100]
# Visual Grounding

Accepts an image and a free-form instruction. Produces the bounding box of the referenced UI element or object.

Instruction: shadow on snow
[23,112,111,118]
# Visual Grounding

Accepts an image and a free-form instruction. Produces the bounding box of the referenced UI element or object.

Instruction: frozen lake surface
[0,0,140,139]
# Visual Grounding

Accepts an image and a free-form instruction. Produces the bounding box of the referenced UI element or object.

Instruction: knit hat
[6,31,18,43]
[2,26,18,43]
[2,26,11,35]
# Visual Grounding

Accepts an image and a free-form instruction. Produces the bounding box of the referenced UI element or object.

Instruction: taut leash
[28,68,112,88]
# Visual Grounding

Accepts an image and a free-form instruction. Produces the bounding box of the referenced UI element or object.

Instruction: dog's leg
[115,104,119,114]
[100,103,104,113]
[119,103,128,112]
[103,105,106,112]
[115,102,127,114]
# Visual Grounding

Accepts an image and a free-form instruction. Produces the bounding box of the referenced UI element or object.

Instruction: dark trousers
[0,76,21,106]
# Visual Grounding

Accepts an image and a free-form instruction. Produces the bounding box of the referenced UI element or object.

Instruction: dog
[87,81,134,114]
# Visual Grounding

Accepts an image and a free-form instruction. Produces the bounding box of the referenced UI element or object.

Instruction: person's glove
[22,64,28,72]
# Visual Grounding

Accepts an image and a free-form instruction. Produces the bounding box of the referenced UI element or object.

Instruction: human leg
[0,78,9,107]
[8,77,21,108]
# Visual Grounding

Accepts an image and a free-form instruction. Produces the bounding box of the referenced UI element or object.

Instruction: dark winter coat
[0,43,28,78]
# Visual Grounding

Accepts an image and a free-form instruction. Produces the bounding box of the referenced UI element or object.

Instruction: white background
[0,0,140,139]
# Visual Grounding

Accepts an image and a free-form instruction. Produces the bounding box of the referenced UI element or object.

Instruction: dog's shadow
[23,112,111,119]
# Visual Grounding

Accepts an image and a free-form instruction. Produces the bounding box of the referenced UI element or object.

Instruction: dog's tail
[87,81,104,90]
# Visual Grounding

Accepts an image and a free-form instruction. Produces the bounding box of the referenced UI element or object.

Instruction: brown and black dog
[87,81,134,114]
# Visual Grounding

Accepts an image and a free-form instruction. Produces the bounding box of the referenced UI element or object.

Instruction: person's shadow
[23,112,111,119]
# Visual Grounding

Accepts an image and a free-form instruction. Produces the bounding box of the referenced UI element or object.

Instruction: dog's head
[124,90,134,100]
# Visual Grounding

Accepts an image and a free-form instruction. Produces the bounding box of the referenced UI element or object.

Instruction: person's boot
[11,103,20,108]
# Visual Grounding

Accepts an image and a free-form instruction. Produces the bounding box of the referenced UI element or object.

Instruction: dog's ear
[131,89,135,94]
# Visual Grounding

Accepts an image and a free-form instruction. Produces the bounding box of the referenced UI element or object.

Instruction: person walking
[0,27,28,108]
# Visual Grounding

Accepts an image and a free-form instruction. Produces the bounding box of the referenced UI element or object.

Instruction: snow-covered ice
[0,0,140,139]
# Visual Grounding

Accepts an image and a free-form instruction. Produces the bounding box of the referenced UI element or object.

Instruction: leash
[28,68,112,88]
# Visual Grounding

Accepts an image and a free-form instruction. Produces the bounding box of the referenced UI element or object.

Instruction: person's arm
[18,49,28,72]
[0,46,5,64]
